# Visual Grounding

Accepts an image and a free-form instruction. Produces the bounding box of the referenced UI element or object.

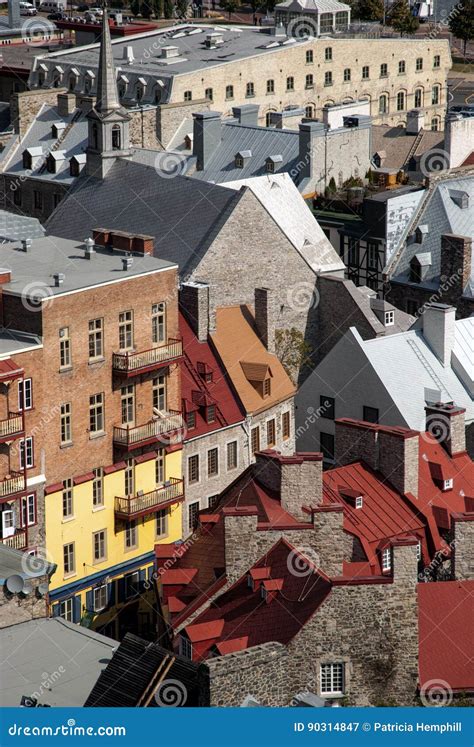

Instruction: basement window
[320,663,344,696]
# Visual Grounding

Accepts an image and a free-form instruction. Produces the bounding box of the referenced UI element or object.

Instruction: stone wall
[129,108,162,150]
[156,99,210,148]
[452,515,474,581]
[10,88,68,138]
[0,566,51,629]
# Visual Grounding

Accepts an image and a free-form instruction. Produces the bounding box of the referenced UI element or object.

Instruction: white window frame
[93,529,107,562]
[152,302,166,345]
[63,542,75,576]
[2,507,15,538]
[443,478,453,491]
[19,437,34,469]
[125,571,139,599]
[382,547,392,571]
[125,519,137,550]
[416,542,421,561]
[156,508,169,538]
[22,493,36,526]
[355,496,363,509]
[384,310,395,326]
[320,662,344,696]
[60,598,73,622]
[18,379,33,411]
[93,584,108,612]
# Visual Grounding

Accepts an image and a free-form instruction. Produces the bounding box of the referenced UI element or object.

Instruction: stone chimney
[254,287,276,354]
[445,114,474,168]
[180,281,211,342]
[440,234,472,305]
[255,451,323,521]
[57,93,76,117]
[193,111,222,171]
[451,514,474,580]
[223,508,258,584]
[298,121,325,181]
[391,537,419,588]
[406,109,424,135]
[425,402,466,456]
[334,419,379,471]
[231,104,259,127]
[311,505,345,576]
[422,302,456,367]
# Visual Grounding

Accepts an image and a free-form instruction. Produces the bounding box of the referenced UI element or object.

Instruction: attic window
[384,310,394,326]
[235,150,251,168]
[22,151,32,170]
[382,547,391,572]
[443,478,453,491]
[179,635,192,660]
[260,585,268,601]
[197,362,213,383]
[206,405,216,424]
[266,161,275,174]
[263,378,271,397]
[235,155,244,168]
[355,496,363,509]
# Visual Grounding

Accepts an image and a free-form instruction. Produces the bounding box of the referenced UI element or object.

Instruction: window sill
[324,83,333,87]
[88,357,105,366]
[63,572,77,580]
[92,558,107,565]
[89,431,106,441]
[321,692,345,699]
[60,442,74,450]
[124,546,139,554]
[245,94,256,98]
[59,366,73,374]
[305,86,314,90]
[62,515,75,524]
[92,505,106,513]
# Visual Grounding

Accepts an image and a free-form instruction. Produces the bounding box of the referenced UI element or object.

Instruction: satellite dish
[6,574,25,594]
[36,583,49,598]
[21,582,33,596]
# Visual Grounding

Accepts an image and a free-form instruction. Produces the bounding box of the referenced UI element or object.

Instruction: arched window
[379,94,388,114]
[432,85,440,105]
[305,105,314,118]
[112,125,121,151]
[205,88,213,101]
[397,91,405,111]
[414,88,423,108]
[184,90,192,102]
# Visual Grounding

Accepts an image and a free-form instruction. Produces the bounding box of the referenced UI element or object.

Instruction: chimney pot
[422,303,456,367]
[122,257,133,271]
[84,237,95,258]
[21,239,32,253]
[53,272,65,287]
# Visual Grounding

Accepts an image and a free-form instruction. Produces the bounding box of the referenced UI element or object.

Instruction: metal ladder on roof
[406,338,453,400]
[50,109,83,152]
[404,130,424,167]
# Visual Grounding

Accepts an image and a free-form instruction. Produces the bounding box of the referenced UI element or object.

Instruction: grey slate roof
[389,173,474,297]
[45,158,241,273]
[0,544,54,583]
[0,102,12,133]
[0,617,116,707]
[0,210,45,242]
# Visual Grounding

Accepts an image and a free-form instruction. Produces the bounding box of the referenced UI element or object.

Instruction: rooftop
[0,544,54,583]
[0,210,44,242]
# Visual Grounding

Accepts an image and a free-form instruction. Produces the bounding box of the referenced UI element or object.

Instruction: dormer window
[263,378,271,397]
[266,161,275,174]
[260,586,267,601]
[443,478,453,491]
[197,362,213,383]
[384,310,394,326]
[247,573,253,589]
[235,155,244,168]
[206,405,216,424]
[265,155,282,174]
[355,496,363,509]
[22,151,32,170]
[235,150,251,168]
[382,547,391,572]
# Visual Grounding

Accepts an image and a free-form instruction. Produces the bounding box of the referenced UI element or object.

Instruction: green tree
[221,0,240,19]
[164,0,174,17]
[353,0,384,21]
[448,0,473,56]
[275,328,312,383]
[387,0,419,36]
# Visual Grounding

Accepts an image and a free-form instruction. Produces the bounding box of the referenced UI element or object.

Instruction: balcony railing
[0,472,26,499]
[115,478,184,519]
[113,410,184,450]
[112,339,183,377]
[0,528,27,550]
[0,412,24,442]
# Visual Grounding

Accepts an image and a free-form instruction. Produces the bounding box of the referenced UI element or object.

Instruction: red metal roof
[215,637,249,655]
[0,358,23,381]
[418,581,474,691]
[160,568,198,585]
[185,619,225,643]
[180,313,244,439]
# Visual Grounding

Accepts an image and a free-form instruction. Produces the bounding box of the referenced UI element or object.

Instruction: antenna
[6,574,25,594]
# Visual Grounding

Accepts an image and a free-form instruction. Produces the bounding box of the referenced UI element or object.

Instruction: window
[208,495,219,509]
[397,91,405,111]
[59,327,71,369]
[305,74,314,89]
[186,410,196,430]
[155,450,165,485]
[443,478,453,491]
[152,302,166,344]
[320,396,335,420]
[152,374,166,412]
[433,54,440,68]
[188,454,199,484]
[320,663,344,695]
[207,447,219,477]
[2,509,14,538]
[225,84,234,100]
[406,299,419,316]
[431,117,440,131]
[266,79,274,94]
[22,494,36,527]
[125,571,139,598]
[93,584,107,612]
[343,68,351,82]
[121,384,135,425]
[60,403,72,445]
[124,459,134,497]
[119,310,133,351]
[33,191,43,210]
[60,598,73,622]
[206,405,216,424]
[227,441,238,471]
[363,406,379,423]
[382,547,391,571]
[305,105,314,119]
[88,318,103,360]
[156,508,169,538]
[355,496,363,510]
[324,71,332,87]
[180,636,192,659]
[362,65,369,80]
[379,93,388,114]
[93,529,107,562]
[380,63,388,77]
[62,478,73,519]
[19,437,34,469]
[416,542,422,561]
[398,60,405,74]
[320,433,334,462]
[414,88,423,108]
[367,242,378,269]
[125,520,137,549]
[384,310,394,326]
[184,90,192,102]
[282,411,290,441]
[325,47,332,61]
[63,542,75,575]
[188,501,199,531]
[92,468,104,508]
[13,188,22,206]
[18,379,33,411]
[306,50,313,64]
[267,419,276,448]
[89,393,104,434]
[112,125,121,150]
[431,85,440,105]
[286,76,294,91]
[416,57,423,71]
[246,82,254,98]
[205,87,213,101]
[263,378,271,397]
[251,426,260,454]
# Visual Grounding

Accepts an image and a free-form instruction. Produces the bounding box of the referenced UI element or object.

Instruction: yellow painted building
[45,449,183,640]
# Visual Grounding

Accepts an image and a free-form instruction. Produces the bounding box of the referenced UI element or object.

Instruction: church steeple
[86,4,132,179]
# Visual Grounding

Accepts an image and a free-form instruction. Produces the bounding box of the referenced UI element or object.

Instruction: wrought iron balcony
[113,410,184,450]
[112,339,183,377]
[0,412,24,443]
[0,472,26,500]
[0,527,27,550]
[115,478,184,520]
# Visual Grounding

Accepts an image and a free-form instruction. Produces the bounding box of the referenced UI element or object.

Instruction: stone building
[0,544,55,630]
[275,0,351,35]
[30,22,450,130]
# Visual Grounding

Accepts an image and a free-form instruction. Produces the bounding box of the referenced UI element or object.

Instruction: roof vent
[123,45,134,65]
[205,32,224,48]
[53,272,65,287]
[122,256,133,271]
[161,45,180,59]
[22,239,32,253]
[449,189,469,209]
[84,237,95,259]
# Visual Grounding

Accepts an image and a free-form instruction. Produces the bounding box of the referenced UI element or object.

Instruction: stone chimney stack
[193,111,222,171]
[180,281,212,342]
[311,505,345,576]
[222,507,258,584]
[391,538,419,588]
[231,104,259,126]
[57,93,76,117]
[255,451,323,521]
[298,121,325,181]
[334,419,379,471]
[422,302,456,367]
[254,287,276,354]
[451,514,474,580]
[406,109,425,135]
[425,402,466,456]
[440,234,472,305]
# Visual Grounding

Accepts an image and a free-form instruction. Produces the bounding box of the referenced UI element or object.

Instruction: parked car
[20,2,37,15]
[89,6,103,14]
[47,11,64,19]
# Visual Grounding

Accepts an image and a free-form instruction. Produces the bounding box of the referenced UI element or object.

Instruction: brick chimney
[255,451,323,521]
[223,507,258,584]
[451,514,474,580]
[311,504,345,576]
[440,234,472,305]
[422,302,456,367]
[425,402,466,456]
[254,287,276,354]
[180,281,213,341]
[193,111,222,171]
